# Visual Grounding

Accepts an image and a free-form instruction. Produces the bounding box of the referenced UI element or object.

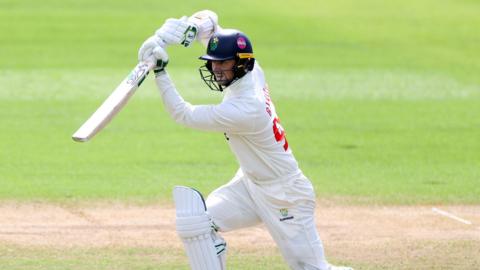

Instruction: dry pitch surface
[0,202,479,269]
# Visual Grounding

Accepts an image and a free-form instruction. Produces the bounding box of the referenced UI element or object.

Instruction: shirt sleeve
[155,71,256,133]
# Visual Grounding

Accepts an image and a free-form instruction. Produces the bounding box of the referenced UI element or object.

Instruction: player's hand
[156,16,197,47]
[188,10,220,47]
[138,36,169,73]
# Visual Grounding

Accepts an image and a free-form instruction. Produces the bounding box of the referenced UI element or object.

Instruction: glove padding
[188,10,220,47]
[138,36,169,73]
[156,16,197,47]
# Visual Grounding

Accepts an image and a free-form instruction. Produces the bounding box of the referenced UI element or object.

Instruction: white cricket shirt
[155,64,300,182]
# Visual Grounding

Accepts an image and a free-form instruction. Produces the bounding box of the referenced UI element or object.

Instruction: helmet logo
[210,37,219,51]
[237,37,247,49]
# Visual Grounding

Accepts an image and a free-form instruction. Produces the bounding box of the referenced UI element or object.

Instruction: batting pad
[173,186,225,270]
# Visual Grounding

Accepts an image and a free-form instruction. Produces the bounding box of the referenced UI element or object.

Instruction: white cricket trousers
[206,170,330,270]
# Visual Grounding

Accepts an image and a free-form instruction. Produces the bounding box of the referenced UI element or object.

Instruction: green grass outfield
[1,1,479,269]
[0,246,289,270]
[1,69,479,205]
[1,0,479,204]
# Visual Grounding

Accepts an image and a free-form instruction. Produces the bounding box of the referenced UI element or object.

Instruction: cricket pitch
[0,202,478,269]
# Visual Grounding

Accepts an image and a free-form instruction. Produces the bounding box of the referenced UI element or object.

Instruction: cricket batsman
[138,10,353,270]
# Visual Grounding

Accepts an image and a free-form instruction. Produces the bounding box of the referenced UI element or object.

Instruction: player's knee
[173,186,227,270]
[176,215,212,237]
[173,186,215,238]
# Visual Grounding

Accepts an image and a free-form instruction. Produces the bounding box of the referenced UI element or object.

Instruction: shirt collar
[224,72,254,97]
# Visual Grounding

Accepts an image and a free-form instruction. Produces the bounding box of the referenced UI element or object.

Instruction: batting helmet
[198,29,255,91]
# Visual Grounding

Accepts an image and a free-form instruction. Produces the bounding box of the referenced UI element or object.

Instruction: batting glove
[187,10,221,47]
[156,16,197,47]
[138,36,169,74]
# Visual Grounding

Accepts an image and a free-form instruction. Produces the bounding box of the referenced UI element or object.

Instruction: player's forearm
[154,71,223,132]
[155,71,192,125]
[154,71,253,133]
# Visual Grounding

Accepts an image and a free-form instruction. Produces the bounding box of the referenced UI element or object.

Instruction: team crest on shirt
[279,208,294,221]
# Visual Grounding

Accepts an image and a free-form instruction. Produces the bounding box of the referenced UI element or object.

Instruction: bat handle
[146,60,157,71]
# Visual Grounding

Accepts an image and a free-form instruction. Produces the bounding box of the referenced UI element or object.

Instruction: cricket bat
[72,60,155,142]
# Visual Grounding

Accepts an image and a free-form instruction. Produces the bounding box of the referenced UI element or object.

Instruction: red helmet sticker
[237,37,247,49]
